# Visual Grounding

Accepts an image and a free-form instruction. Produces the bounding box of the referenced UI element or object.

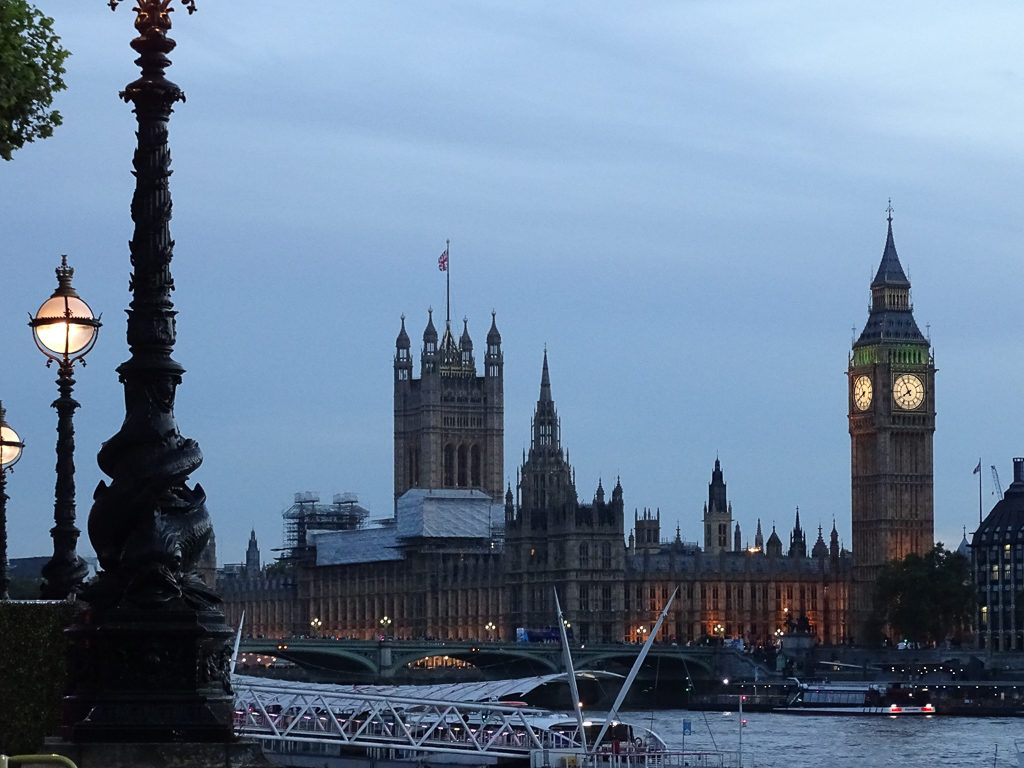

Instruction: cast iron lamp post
[61,0,238,748]
[30,255,100,600]
[0,403,25,600]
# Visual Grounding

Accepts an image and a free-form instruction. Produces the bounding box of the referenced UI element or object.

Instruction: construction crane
[991,465,1004,499]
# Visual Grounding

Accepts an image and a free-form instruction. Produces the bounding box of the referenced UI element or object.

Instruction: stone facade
[503,351,627,643]
[393,310,504,509]
[220,354,852,648]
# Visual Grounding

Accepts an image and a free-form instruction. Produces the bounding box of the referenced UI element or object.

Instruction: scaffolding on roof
[279,491,371,563]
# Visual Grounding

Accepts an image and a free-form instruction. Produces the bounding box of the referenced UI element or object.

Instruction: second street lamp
[0,403,25,600]
[30,255,100,600]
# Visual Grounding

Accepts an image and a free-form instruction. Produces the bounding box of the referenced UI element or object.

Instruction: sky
[4,2,1023,566]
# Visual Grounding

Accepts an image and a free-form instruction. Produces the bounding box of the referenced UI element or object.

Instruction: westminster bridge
[236,637,767,704]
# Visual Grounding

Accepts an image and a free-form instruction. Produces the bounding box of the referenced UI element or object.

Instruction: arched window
[579,543,589,568]
[444,445,455,487]
[471,444,482,487]
[457,445,468,487]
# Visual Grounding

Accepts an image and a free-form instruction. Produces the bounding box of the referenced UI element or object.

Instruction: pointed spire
[487,310,501,344]
[708,457,727,514]
[766,524,782,558]
[396,314,410,348]
[872,202,911,289]
[423,307,437,343]
[812,524,828,559]
[530,349,560,455]
[789,507,807,558]
[855,204,927,347]
[540,346,552,402]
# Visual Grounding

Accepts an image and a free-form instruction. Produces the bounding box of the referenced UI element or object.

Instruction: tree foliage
[0,0,69,160]
[874,544,974,646]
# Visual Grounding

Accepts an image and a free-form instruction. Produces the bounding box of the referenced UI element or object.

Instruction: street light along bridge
[238,637,725,685]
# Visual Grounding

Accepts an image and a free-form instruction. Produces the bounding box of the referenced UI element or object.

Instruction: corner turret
[395,315,412,382]
[421,308,438,375]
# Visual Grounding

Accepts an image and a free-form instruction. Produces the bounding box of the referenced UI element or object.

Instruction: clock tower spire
[848,206,936,641]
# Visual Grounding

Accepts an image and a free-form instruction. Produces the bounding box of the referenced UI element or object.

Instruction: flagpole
[445,238,451,327]
[978,457,983,525]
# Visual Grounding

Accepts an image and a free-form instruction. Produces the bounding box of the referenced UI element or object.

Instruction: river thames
[630,709,1020,767]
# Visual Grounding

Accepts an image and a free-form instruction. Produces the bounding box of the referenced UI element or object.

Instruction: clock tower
[848,209,935,640]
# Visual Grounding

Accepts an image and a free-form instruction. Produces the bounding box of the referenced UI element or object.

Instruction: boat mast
[593,588,678,748]
[554,588,587,751]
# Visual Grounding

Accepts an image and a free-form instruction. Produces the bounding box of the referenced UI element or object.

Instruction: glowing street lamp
[0,403,25,599]
[310,617,323,637]
[485,621,496,640]
[30,255,100,599]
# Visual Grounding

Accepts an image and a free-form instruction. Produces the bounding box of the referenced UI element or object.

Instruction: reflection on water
[618,710,1019,768]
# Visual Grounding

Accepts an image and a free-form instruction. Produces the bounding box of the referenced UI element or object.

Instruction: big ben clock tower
[848,207,935,640]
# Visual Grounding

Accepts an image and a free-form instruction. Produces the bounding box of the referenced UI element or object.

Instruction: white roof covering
[232,671,617,704]
[313,522,402,566]
[396,488,499,539]
[314,489,502,566]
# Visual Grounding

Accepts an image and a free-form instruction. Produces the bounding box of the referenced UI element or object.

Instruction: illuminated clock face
[893,373,924,410]
[853,375,873,411]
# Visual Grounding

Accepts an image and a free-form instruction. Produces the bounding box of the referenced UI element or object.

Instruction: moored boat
[773,681,935,715]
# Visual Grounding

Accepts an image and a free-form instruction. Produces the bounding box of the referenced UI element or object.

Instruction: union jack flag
[438,247,449,272]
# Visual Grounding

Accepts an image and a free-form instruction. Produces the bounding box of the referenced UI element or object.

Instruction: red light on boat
[922,704,935,713]
[889,705,902,712]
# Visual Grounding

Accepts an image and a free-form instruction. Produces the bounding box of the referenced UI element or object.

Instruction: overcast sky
[4,2,1022,566]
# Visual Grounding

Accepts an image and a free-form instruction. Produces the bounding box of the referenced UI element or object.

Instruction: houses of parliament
[219,216,937,648]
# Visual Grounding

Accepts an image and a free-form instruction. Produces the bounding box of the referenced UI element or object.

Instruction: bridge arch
[391,647,561,677]
[238,639,378,676]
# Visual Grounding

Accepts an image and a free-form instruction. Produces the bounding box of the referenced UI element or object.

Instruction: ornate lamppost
[61,0,238,748]
[0,403,25,600]
[30,255,100,600]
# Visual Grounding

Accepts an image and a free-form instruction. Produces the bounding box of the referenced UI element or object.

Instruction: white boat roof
[232,670,618,705]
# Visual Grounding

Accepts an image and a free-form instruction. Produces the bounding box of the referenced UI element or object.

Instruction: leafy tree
[0,0,69,160]
[874,544,974,646]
